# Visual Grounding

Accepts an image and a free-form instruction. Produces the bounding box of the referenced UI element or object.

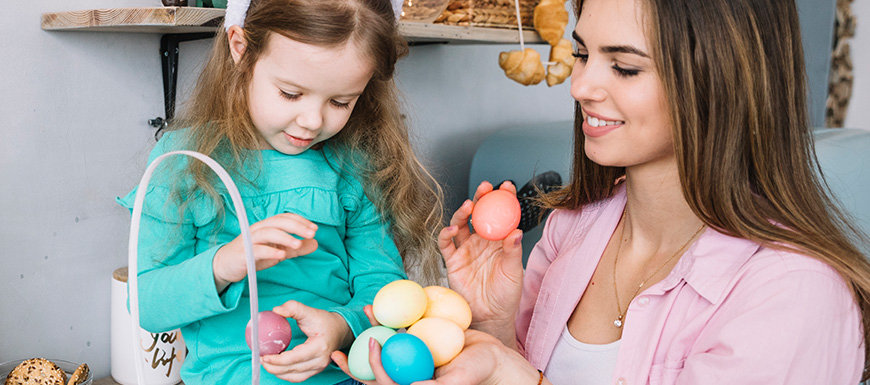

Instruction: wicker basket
[434,0,540,29]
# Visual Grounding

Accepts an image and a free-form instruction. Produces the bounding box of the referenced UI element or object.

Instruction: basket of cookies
[434,0,540,28]
[2,358,91,385]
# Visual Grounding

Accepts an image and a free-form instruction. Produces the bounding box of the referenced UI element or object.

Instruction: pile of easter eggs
[347,280,473,385]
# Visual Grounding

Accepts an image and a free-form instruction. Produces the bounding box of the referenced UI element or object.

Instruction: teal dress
[117,131,406,385]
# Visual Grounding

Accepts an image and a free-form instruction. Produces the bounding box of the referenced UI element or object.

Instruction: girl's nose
[570,61,607,103]
[296,107,323,131]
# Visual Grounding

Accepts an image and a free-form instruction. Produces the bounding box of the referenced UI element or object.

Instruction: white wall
[845,0,869,129]
[0,1,571,379]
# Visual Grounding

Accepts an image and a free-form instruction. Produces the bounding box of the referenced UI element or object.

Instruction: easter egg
[471,189,521,241]
[373,280,428,329]
[423,286,472,330]
[407,317,465,367]
[380,333,435,385]
[245,310,292,356]
[347,326,397,381]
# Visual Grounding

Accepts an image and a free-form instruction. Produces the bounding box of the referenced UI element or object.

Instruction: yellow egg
[407,317,465,367]
[423,286,472,330]
[373,280,428,329]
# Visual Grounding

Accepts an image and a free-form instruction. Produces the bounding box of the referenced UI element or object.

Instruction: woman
[333,0,869,383]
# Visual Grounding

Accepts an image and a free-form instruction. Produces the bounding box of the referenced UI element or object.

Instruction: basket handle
[127,150,262,384]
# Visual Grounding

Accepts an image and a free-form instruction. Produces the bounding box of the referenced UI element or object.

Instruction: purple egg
[245,310,292,356]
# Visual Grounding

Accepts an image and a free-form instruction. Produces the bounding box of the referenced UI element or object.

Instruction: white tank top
[543,326,621,385]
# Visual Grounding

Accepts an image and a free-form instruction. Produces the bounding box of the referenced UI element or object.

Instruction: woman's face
[571,0,673,169]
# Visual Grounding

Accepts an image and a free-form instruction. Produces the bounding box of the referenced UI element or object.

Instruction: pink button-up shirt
[516,187,864,384]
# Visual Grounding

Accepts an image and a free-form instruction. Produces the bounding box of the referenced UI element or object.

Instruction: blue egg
[380,333,435,385]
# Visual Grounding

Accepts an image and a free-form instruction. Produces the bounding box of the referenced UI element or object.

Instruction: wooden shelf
[41,7,543,44]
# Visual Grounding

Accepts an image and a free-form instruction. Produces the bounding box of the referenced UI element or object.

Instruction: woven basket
[434,0,540,29]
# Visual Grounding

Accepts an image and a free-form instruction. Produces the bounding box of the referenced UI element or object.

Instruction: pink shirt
[516,187,864,384]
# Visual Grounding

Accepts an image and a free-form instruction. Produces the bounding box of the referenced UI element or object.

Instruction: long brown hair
[545,0,869,376]
[170,0,445,285]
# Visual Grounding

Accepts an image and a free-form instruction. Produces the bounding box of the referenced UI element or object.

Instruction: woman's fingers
[471,181,494,202]
[363,305,381,327]
[497,180,517,194]
[367,338,400,385]
[438,225,459,258]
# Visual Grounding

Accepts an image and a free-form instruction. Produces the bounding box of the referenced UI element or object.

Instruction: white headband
[223,0,404,31]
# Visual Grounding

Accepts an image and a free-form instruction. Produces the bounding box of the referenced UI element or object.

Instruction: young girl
[396,0,870,384]
[117,0,444,384]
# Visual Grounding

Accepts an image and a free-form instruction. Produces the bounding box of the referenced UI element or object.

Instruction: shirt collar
[608,187,761,305]
[666,228,761,304]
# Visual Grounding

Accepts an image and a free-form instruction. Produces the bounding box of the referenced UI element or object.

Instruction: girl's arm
[129,194,243,333]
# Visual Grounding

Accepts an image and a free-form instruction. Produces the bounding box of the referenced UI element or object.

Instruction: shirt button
[616,378,626,385]
[637,297,650,306]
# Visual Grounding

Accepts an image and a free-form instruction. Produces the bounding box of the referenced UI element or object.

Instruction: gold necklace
[611,210,706,328]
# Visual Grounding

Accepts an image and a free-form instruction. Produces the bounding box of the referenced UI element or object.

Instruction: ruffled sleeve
[327,171,407,337]
[116,132,242,332]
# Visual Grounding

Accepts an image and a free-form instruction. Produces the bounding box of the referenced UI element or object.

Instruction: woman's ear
[227,25,247,64]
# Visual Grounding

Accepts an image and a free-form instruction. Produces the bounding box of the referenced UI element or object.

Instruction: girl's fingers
[251,227,304,249]
[263,342,322,370]
[256,214,318,239]
[285,238,318,258]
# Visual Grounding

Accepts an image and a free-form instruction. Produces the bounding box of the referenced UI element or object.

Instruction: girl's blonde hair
[544,0,869,377]
[170,0,445,285]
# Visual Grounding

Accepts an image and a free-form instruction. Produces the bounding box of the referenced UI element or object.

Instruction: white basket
[127,151,263,384]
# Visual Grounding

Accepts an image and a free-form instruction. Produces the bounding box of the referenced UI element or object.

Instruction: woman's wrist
[492,340,539,385]
[471,318,518,350]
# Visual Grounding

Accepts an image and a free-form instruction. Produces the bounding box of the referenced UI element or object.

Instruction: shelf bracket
[149,32,215,137]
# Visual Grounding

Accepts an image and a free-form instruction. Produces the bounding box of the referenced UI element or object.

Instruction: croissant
[546,38,576,86]
[534,0,569,46]
[499,48,546,86]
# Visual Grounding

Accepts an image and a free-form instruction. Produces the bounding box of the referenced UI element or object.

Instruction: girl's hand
[262,300,354,383]
[438,181,524,346]
[213,213,318,291]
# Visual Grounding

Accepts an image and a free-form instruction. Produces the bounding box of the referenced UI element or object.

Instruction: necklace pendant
[613,315,623,328]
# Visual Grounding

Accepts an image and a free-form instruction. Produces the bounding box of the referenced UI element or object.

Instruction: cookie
[67,364,89,385]
[4,358,67,385]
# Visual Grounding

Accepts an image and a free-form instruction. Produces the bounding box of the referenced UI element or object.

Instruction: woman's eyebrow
[572,30,649,58]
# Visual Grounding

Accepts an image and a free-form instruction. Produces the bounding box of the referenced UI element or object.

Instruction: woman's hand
[213,213,318,291]
[438,181,524,345]
[330,305,401,385]
[262,300,354,383]
[417,329,541,385]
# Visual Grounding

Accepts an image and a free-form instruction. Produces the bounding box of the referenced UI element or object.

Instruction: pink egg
[246,310,292,356]
[471,189,521,241]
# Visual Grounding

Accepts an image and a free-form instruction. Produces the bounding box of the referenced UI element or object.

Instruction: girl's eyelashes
[280,90,352,109]
[330,100,351,109]
[572,51,588,62]
[280,90,300,100]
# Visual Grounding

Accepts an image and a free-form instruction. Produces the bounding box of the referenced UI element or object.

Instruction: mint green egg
[348,326,398,381]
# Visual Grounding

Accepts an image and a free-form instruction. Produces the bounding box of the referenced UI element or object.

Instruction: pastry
[4,358,67,385]
[67,363,89,385]
[533,0,569,46]
[498,48,545,86]
[546,38,576,86]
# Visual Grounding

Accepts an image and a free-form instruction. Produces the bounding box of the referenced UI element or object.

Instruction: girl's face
[235,32,374,155]
[571,0,673,169]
